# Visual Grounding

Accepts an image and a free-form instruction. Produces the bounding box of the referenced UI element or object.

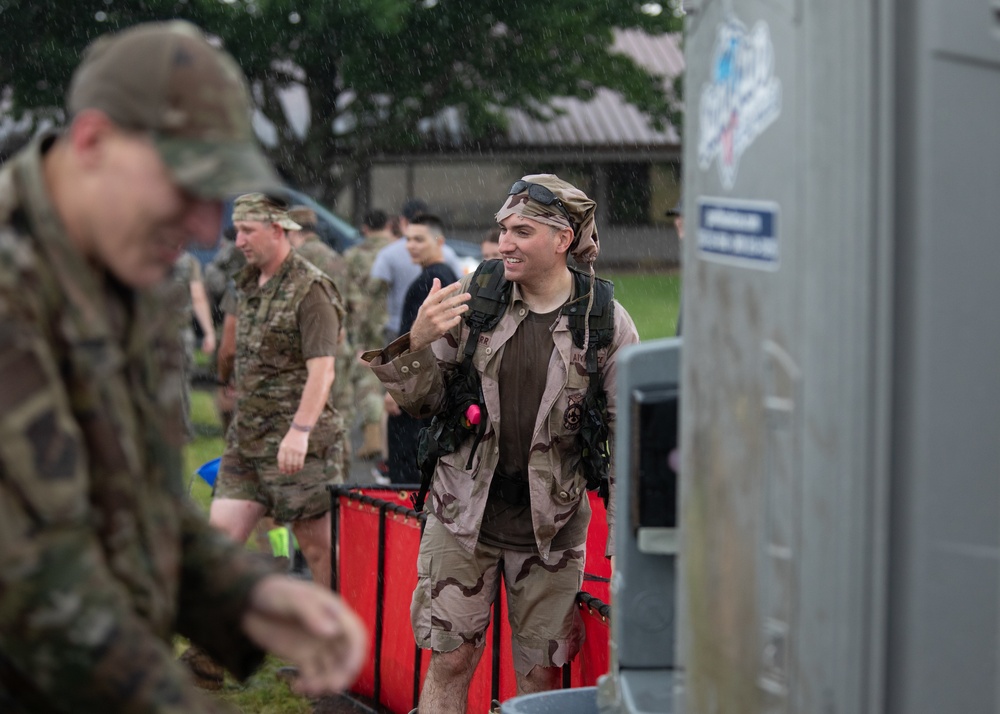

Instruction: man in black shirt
[384,215,458,483]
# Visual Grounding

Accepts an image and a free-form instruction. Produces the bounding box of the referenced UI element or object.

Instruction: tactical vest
[414,258,615,510]
[234,252,343,457]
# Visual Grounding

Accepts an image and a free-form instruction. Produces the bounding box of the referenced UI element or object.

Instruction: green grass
[215,657,313,714]
[178,269,678,712]
[604,269,681,341]
[184,390,223,511]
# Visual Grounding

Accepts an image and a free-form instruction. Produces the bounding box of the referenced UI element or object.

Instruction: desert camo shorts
[411,513,586,675]
[216,441,345,522]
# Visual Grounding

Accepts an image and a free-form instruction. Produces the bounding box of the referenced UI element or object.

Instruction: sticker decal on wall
[698,16,782,190]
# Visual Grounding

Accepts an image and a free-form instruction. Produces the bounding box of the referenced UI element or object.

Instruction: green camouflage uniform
[204,238,245,308]
[295,234,356,449]
[162,251,201,439]
[223,251,346,521]
[343,233,393,427]
[0,135,275,713]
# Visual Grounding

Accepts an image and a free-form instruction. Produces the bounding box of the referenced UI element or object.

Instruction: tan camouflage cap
[67,20,282,199]
[232,193,302,231]
[495,174,600,265]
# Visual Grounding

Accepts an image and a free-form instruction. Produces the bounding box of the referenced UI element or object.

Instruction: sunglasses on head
[507,180,576,232]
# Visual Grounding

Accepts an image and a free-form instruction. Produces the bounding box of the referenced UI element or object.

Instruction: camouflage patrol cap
[232,193,302,231]
[67,20,282,199]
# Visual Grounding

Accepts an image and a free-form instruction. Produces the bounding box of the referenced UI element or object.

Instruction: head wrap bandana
[494,173,600,266]
[495,173,604,347]
[232,192,301,231]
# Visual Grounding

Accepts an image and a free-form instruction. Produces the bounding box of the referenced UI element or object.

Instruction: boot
[179,645,224,691]
[356,422,383,460]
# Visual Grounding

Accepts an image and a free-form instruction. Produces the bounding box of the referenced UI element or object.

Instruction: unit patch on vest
[564,394,584,432]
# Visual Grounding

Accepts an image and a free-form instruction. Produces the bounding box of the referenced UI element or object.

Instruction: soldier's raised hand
[409,279,471,352]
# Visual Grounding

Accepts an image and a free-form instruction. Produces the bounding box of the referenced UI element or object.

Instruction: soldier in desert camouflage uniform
[343,209,394,459]
[0,21,365,713]
[213,193,346,590]
[366,175,639,713]
[287,205,354,474]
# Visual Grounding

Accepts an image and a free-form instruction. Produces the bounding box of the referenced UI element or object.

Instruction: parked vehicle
[189,188,362,267]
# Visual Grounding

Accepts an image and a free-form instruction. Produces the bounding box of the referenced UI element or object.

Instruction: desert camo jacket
[0,135,275,714]
[366,271,640,561]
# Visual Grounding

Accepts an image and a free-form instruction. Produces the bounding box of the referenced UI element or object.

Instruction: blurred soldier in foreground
[0,21,365,712]
[365,175,639,713]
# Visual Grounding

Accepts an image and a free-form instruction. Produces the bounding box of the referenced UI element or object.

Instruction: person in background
[287,204,354,479]
[0,20,365,712]
[370,198,462,343]
[366,174,639,713]
[343,209,395,463]
[215,279,240,432]
[382,215,458,484]
[666,194,683,336]
[212,193,345,590]
[203,224,245,315]
[480,225,502,261]
[163,250,217,440]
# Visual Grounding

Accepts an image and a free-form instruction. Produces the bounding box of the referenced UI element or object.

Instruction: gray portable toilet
[680,0,1000,713]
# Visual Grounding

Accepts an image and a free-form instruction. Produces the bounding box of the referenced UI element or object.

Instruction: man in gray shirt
[370,199,462,342]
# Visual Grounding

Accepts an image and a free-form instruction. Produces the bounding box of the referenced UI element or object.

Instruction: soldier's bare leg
[290,512,331,588]
[209,498,267,544]
[418,643,484,714]
[516,665,561,695]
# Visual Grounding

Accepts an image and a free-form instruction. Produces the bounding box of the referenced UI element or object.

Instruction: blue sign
[697,197,780,270]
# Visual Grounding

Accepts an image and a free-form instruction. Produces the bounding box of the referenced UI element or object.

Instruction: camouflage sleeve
[364,305,465,419]
[344,247,389,350]
[353,276,389,349]
[601,301,642,557]
[173,501,277,678]
[0,315,244,712]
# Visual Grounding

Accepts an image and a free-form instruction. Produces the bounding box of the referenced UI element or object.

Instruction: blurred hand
[201,332,217,355]
[383,391,401,417]
[242,575,368,697]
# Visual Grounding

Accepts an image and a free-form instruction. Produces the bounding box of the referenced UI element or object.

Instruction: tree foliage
[0,0,682,202]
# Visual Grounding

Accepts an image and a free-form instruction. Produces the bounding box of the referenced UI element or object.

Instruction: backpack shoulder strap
[564,268,616,352]
[461,258,512,361]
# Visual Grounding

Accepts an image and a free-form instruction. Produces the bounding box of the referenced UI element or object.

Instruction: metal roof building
[356,29,686,267]
[504,29,683,150]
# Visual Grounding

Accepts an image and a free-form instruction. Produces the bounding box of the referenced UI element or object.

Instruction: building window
[607,163,651,226]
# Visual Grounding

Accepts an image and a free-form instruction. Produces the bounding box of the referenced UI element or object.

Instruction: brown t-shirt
[479,306,589,551]
[298,282,341,359]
